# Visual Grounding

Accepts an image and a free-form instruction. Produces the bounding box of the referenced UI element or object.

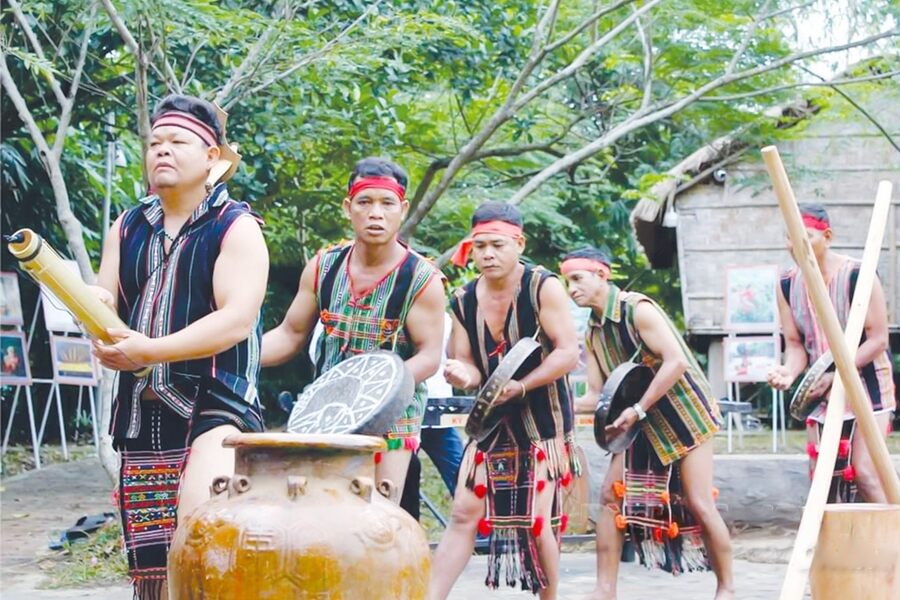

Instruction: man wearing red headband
[767,203,895,502]
[562,247,733,600]
[262,156,445,500]
[91,94,267,599]
[429,202,580,599]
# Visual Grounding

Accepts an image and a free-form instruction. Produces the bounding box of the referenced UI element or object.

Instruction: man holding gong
[261,156,445,501]
[563,247,733,600]
[428,202,580,599]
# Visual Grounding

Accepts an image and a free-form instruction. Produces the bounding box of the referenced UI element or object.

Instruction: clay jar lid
[223,432,386,453]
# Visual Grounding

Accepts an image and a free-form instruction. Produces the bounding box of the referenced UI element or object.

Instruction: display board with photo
[50,335,99,386]
[724,264,779,332]
[0,272,24,327]
[723,336,780,383]
[0,331,32,385]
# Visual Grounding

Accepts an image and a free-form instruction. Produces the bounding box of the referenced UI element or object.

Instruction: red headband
[348,176,406,201]
[151,111,218,147]
[802,214,830,231]
[450,221,523,267]
[560,258,611,277]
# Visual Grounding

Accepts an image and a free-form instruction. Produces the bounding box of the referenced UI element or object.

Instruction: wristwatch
[632,403,647,421]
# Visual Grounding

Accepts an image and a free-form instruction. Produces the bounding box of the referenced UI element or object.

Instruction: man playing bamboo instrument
[427,202,580,599]
[92,94,268,599]
[767,203,895,503]
[261,156,445,501]
[563,247,734,600]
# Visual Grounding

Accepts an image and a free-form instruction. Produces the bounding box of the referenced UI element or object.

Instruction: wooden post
[777,177,894,599]
[761,146,900,506]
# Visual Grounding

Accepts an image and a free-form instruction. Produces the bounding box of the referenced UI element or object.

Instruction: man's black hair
[347,157,408,190]
[471,202,523,228]
[563,247,612,267]
[150,95,222,144]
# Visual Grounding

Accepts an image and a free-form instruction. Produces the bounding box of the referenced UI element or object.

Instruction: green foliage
[2,0,896,414]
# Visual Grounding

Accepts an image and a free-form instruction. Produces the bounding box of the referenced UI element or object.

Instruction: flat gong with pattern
[287,351,414,435]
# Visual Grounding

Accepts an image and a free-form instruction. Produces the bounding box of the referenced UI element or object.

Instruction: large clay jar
[168,433,430,599]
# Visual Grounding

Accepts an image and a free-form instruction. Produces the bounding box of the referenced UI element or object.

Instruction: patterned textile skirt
[608,431,710,575]
[806,418,859,503]
[462,425,575,594]
[118,400,191,600]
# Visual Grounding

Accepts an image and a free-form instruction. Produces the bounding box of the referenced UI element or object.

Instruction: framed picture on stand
[0,272,24,327]
[724,336,780,383]
[50,335,99,386]
[724,264,779,332]
[0,330,32,385]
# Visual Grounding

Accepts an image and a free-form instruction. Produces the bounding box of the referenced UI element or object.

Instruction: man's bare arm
[402,274,446,384]
[517,277,579,393]
[574,342,605,413]
[261,256,320,367]
[767,284,807,390]
[857,276,890,368]
[630,300,689,413]
[445,311,482,390]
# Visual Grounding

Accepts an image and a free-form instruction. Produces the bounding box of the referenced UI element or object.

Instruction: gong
[790,351,834,422]
[465,337,541,443]
[287,351,415,436]
[593,362,654,453]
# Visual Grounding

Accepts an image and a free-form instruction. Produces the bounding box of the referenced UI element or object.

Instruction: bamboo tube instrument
[6,228,150,377]
[777,180,894,599]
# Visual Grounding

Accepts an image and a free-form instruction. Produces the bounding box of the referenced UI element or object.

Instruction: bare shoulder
[537,274,569,306]
[222,213,265,248]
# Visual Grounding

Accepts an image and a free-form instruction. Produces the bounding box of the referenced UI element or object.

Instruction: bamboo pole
[777,179,894,600]
[761,146,900,506]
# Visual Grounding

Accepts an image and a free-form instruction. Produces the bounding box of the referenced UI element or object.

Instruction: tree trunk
[97,368,119,484]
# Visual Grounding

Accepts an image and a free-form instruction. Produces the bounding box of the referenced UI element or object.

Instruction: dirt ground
[0,457,797,599]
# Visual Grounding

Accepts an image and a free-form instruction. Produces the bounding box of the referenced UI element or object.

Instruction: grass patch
[1,444,96,478]
[42,520,128,588]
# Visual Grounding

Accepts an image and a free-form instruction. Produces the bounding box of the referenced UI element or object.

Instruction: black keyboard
[423,396,475,427]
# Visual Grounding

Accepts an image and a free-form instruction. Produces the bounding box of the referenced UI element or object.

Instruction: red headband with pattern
[560,258,611,277]
[801,214,830,231]
[151,111,218,147]
[450,221,523,267]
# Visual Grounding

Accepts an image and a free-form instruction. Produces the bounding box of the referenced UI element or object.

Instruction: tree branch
[7,0,67,106]
[179,40,206,90]
[725,0,772,76]
[544,0,635,55]
[634,7,653,111]
[798,65,900,154]
[52,5,96,163]
[505,28,898,208]
[514,0,664,112]
[0,53,93,280]
[697,69,900,101]
[399,1,562,238]
[233,2,380,108]
[214,12,286,107]
[100,0,140,56]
